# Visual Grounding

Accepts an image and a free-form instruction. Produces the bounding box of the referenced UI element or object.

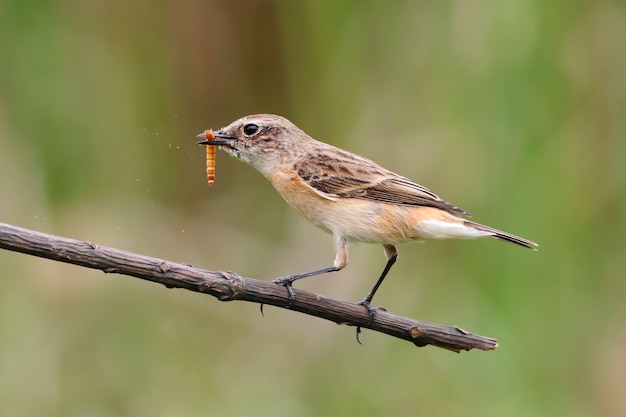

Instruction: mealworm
[204,129,216,186]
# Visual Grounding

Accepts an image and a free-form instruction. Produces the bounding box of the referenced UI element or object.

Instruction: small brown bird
[198,114,537,315]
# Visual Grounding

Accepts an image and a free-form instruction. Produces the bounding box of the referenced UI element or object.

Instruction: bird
[197,114,538,316]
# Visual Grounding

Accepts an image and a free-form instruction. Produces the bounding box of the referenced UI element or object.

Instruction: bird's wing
[293,150,469,216]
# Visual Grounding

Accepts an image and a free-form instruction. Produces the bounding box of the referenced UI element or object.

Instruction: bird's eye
[243,124,259,136]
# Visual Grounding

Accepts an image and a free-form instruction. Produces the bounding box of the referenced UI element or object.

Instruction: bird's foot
[260,276,299,316]
[359,299,378,322]
[355,299,385,344]
[272,276,298,307]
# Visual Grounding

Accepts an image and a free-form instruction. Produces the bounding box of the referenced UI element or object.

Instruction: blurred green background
[1,1,625,416]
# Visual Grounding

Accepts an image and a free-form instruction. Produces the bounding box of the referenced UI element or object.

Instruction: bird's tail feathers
[464,220,538,250]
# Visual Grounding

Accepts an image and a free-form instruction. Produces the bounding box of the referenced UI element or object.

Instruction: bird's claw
[260,277,298,316]
[359,299,379,322]
[355,299,381,344]
[272,276,297,308]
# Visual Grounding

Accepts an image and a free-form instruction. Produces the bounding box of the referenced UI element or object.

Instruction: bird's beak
[196,130,237,146]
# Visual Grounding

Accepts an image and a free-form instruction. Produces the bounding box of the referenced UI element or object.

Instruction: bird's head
[197,114,306,174]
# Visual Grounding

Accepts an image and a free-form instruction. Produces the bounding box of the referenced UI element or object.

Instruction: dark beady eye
[243,124,259,136]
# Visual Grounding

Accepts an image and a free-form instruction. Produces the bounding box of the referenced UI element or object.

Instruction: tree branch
[0,222,497,353]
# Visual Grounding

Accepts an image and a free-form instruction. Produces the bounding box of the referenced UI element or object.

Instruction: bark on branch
[0,222,497,353]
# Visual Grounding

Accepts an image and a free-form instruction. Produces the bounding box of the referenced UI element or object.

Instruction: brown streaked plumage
[197,114,538,317]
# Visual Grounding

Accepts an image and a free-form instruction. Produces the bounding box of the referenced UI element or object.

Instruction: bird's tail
[464,220,538,250]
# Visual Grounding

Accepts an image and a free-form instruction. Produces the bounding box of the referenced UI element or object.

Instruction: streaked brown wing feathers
[294,155,469,216]
[354,178,469,215]
[306,175,372,195]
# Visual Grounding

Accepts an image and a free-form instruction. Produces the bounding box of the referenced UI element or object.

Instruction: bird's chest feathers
[266,169,334,229]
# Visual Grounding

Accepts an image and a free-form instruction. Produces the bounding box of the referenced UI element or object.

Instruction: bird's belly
[288,194,433,244]
[300,199,474,244]
[315,200,423,243]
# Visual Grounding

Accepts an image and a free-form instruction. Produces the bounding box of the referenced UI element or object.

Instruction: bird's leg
[272,236,348,307]
[273,266,341,301]
[359,244,398,318]
[355,244,398,343]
